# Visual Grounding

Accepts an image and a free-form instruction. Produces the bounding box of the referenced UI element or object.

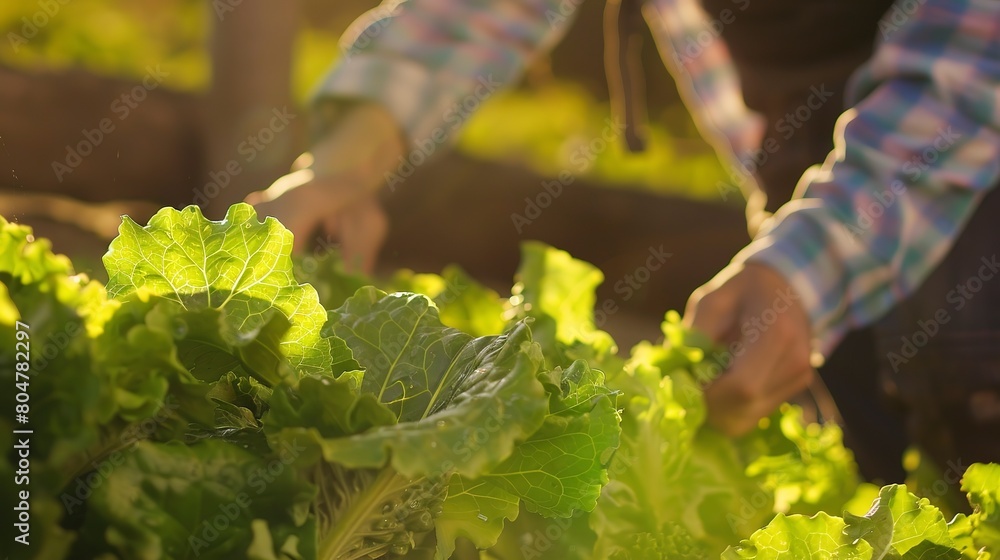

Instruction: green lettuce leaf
[103,203,331,377]
[723,512,873,559]
[962,463,1000,555]
[392,265,507,337]
[511,242,617,369]
[844,484,961,559]
[0,218,128,485]
[316,288,548,478]
[77,440,315,560]
[744,405,860,516]
[483,360,620,517]
[435,361,620,558]
[434,476,521,558]
[264,289,553,559]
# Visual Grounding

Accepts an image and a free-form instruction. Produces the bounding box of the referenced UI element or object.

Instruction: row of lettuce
[0,203,996,559]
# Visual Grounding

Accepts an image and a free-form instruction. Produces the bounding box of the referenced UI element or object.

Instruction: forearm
[312,0,579,148]
[734,0,1000,356]
[306,101,406,186]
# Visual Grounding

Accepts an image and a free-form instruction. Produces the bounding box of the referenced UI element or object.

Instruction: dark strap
[604,0,648,152]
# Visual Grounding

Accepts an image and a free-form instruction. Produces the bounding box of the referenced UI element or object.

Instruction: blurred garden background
[0,0,750,347]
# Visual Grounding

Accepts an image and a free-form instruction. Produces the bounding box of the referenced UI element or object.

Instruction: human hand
[247,103,405,274]
[683,262,815,436]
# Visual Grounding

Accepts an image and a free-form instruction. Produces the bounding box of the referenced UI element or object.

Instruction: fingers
[688,263,813,436]
[253,169,316,204]
[248,171,361,254]
[705,324,812,435]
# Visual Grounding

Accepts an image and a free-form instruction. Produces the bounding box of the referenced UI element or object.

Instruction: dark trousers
[873,189,1000,472]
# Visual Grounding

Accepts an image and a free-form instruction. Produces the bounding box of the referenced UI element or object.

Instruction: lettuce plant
[1,204,997,560]
[1,205,619,560]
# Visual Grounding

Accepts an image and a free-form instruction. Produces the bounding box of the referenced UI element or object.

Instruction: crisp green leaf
[321,288,548,479]
[844,484,961,559]
[723,512,873,559]
[434,476,521,560]
[962,463,1000,554]
[946,513,979,559]
[103,203,331,376]
[0,218,125,487]
[482,361,620,517]
[264,375,397,444]
[511,242,616,367]
[744,405,860,516]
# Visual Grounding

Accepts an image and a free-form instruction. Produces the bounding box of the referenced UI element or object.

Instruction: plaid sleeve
[734,0,1000,356]
[643,0,766,199]
[313,0,577,146]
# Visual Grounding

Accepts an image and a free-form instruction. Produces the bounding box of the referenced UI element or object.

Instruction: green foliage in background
[1,0,731,201]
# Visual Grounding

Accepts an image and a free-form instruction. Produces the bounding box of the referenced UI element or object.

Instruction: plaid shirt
[317,0,1000,357]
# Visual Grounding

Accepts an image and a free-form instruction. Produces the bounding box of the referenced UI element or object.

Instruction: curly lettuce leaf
[511,242,617,369]
[591,366,718,556]
[0,218,133,482]
[592,315,781,558]
[963,463,1000,555]
[434,361,620,558]
[723,512,873,559]
[264,375,396,445]
[311,288,548,479]
[265,289,548,558]
[483,361,619,517]
[103,203,331,377]
[744,405,860,516]
[844,484,962,560]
